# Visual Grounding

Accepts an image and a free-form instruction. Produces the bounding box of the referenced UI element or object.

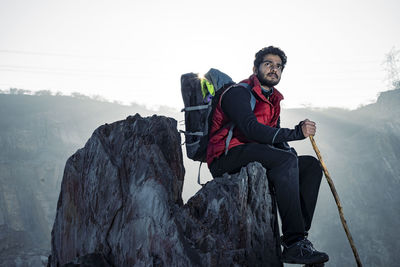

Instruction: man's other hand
[301,119,316,137]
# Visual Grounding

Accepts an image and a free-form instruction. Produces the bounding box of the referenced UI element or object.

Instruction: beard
[257,72,281,87]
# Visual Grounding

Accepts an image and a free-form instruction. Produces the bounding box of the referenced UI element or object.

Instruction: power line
[0,64,148,78]
[0,62,384,77]
[0,49,385,64]
[0,49,83,58]
[0,49,141,62]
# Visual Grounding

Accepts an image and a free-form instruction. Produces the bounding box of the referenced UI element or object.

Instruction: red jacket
[206,74,284,166]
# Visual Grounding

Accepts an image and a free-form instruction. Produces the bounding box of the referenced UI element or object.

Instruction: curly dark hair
[254,46,287,70]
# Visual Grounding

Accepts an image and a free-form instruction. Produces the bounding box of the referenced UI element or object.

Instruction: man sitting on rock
[206,46,329,265]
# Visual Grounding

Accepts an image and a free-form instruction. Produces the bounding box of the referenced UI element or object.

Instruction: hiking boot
[281,238,329,264]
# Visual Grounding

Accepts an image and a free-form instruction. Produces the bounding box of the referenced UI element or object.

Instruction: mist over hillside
[0,89,399,266]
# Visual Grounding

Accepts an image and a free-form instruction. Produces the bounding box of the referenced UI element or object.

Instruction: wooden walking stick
[309,136,363,267]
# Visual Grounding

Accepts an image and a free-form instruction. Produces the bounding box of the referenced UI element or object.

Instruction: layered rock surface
[49,114,282,267]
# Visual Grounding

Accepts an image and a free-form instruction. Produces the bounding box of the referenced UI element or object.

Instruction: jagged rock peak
[49,114,282,267]
[179,162,282,266]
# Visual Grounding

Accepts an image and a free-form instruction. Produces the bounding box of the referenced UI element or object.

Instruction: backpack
[180,68,256,184]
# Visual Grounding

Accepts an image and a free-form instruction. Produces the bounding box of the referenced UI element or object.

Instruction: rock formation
[49,114,282,267]
[179,164,282,267]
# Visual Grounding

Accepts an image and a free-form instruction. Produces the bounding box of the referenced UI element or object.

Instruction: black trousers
[209,143,323,245]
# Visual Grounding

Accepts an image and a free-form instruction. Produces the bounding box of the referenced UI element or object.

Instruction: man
[206,46,329,265]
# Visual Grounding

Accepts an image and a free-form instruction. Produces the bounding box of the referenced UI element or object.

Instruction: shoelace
[298,239,317,256]
[302,238,317,252]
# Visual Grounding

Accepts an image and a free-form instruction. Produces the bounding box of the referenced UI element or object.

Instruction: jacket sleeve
[274,117,298,155]
[221,86,305,145]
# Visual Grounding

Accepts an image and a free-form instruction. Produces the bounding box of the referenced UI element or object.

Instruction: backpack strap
[181,104,209,112]
[224,83,256,155]
[180,101,212,137]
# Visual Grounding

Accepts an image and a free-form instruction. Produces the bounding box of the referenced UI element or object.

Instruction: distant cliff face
[49,114,282,267]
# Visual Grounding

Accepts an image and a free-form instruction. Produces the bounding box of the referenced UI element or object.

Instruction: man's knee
[279,151,298,169]
[267,151,299,181]
[310,156,322,176]
[300,155,323,180]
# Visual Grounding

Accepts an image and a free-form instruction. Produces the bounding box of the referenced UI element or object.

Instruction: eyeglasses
[260,60,283,71]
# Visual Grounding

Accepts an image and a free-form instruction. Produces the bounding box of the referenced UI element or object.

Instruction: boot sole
[282,256,329,265]
[303,263,326,267]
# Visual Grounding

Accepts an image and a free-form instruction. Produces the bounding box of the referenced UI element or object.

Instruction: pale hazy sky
[1,0,399,110]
